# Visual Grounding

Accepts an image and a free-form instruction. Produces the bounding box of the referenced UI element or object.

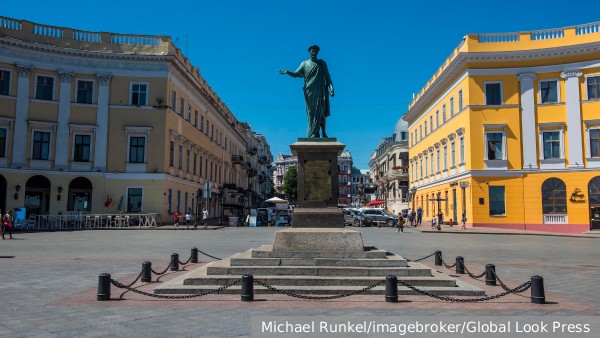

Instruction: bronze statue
[280,45,334,138]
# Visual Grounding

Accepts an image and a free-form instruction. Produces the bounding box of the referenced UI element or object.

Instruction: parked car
[342,209,373,227]
[361,209,398,227]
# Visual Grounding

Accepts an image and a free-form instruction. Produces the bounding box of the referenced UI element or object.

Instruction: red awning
[365,200,384,206]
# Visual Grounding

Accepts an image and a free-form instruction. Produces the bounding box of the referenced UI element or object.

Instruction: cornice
[405,41,600,122]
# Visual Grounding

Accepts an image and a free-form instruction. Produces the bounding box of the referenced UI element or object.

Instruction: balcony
[258,155,269,164]
[248,168,257,178]
[247,146,258,155]
[258,173,267,183]
[232,155,244,164]
[543,214,568,224]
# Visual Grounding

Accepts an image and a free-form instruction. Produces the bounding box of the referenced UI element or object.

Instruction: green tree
[283,165,297,202]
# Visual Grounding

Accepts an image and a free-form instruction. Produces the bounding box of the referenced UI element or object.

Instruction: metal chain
[178,254,192,266]
[116,269,144,288]
[151,263,171,276]
[407,252,435,262]
[441,258,456,269]
[397,279,531,302]
[198,249,222,260]
[254,279,385,300]
[110,278,241,299]
[463,264,487,279]
[492,269,529,298]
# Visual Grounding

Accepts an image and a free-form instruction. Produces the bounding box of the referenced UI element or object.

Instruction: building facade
[368,119,410,214]
[403,21,600,233]
[0,16,272,222]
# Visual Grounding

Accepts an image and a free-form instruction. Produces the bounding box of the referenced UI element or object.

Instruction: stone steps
[182,275,458,287]
[250,245,388,259]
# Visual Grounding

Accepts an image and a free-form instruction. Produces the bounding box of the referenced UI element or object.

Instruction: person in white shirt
[185,211,192,230]
[202,209,208,229]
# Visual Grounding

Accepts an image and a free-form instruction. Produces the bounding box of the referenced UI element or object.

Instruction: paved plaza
[0,226,598,337]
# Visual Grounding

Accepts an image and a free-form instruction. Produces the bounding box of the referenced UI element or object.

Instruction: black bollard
[97,273,111,301]
[241,274,254,302]
[531,275,545,304]
[385,275,398,303]
[456,256,465,274]
[141,261,152,283]
[170,253,179,271]
[485,264,496,286]
[191,247,198,263]
[435,250,442,266]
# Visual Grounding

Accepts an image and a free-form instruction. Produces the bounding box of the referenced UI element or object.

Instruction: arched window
[542,178,567,214]
[589,176,600,205]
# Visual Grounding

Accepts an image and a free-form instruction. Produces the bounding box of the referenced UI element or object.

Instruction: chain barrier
[463,264,487,279]
[492,269,529,298]
[406,252,435,262]
[178,254,192,266]
[110,278,242,299]
[116,270,144,289]
[440,258,456,269]
[198,249,222,260]
[254,279,385,300]
[151,263,171,276]
[396,279,531,302]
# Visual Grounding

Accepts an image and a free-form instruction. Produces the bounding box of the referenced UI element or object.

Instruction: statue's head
[307,45,320,53]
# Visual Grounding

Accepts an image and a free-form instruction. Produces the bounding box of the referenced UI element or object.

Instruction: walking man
[417,207,423,226]
[202,209,208,229]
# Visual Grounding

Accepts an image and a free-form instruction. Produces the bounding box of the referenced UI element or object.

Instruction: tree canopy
[283,165,297,202]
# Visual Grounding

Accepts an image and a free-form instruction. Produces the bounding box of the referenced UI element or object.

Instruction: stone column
[561,70,584,168]
[55,72,72,169]
[94,74,111,172]
[517,73,538,169]
[12,65,32,168]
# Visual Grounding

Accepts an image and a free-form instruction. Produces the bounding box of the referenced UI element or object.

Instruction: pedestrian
[172,211,179,228]
[417,207,423,226]
[2,210,13,240]
[461,210,467,230]
[202,209,208,229]
[432,215,437,230]
[397,213,405,233]
[185,210,192,230]
[408,209,414,227]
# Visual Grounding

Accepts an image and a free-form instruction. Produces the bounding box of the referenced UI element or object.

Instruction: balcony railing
[543,214,568,224]
[258,155,268,164]
[246,146,257,155]
[232,155,244,164]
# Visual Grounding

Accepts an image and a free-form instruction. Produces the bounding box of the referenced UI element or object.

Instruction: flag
[104,195,112,207]
[117,196,124,211]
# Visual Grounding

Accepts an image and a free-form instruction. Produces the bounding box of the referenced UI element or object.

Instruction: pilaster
[561,70,584,168]
[517,73,538,169]
[12,65,32,168]
[94,74,111,171]
[55,72,73,169]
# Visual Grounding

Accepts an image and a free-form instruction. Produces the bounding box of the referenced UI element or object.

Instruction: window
[489,186,505,216]
[35,76,54,100]
[588,76,600,100]
[0,128,6,157]
[436,110,439,127]
[128,136,145,163]
[193,153,197,175]
[450,97,455,117]
[188,105,192,122]
[458,90,463,111]
[171,90,177,110]
[0,70,10,96]
[424,155,428,177]
[167,189,172,214]
[200,155,203,177]
[424,122,428,136]
[177,191,181,213]
[542,131,561,159]
[419,125,422,140]
[127,187,143,212]
[540,80,558,103]
[429,116,433,132]
[200,115,204,132]
[436,149,440,172]
[76,80,93,104]
[194,110,198,128]
[541,178,566,214]
[73,134,91,162]
[32,131,50,160]
[451,141,456,167]
[400,132,407,141]
[590,129,600,158]
[485,82,502,105]
[186,149,191,172]
[130,83,147,106]
[443,145,448,170]
[486,132,504,160]
[169,141,174,166]
[442,104,447,123]
[430,153,434,176]
[459,136,465,163]
[178,145,183,169]
[180,98,185,117]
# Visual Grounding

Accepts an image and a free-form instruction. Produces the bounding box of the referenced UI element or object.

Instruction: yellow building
[0,16,272,223]
[403,22,600,233]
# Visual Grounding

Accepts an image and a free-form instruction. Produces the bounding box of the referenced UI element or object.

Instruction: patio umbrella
[264,197,287,203]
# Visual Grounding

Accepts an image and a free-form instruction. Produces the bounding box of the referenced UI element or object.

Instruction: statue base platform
[290,207,344,228]
[272,228,364,252]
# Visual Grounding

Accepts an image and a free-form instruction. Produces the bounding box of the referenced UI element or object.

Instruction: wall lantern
[14,184,21,200]
[57,186,63,201]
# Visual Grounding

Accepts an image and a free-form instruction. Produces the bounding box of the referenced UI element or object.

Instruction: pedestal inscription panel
[304,160,331,201]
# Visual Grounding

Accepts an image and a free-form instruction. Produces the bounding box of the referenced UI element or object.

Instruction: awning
[365,200,384,206]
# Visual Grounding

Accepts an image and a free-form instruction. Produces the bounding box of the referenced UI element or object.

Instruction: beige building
[0,16,272,222]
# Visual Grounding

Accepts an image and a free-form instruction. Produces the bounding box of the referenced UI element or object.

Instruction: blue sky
[3,1,600,168]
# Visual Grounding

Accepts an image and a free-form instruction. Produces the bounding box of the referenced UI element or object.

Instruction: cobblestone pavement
[0,226,598,337]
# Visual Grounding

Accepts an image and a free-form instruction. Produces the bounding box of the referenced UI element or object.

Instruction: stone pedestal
[289,138,345,228]
[272,228,364,252]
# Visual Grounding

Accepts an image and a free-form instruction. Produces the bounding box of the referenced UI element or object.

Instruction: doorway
[589,176,600,230]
